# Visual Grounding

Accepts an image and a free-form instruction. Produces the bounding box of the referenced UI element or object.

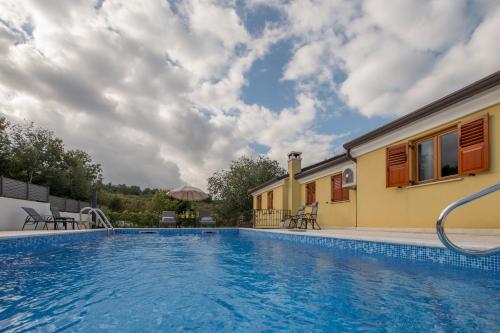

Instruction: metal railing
[253,209,290,228]
[80,207,114,232]
[436,183,500,256]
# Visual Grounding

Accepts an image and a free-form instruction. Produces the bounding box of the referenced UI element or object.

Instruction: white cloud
[282,0,500,117]
[0,0,498,189]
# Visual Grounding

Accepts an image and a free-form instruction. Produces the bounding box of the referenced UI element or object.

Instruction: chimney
[287,151,302,176]
[287,151,302,214]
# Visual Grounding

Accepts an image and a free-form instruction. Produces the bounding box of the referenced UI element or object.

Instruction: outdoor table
[179,212,198,227]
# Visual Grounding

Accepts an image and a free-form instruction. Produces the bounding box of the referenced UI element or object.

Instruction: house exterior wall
[356,104,500,228]
[252,184,287,210]
[299,174,357,228]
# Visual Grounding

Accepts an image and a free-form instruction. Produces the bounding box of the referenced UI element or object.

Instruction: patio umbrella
[168,185,209,201]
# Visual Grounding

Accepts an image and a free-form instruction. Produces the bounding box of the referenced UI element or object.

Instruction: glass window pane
[418,139,434,181]
[440,131,458,177]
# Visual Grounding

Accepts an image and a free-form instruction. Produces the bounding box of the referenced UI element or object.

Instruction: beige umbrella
[168,185,209,201]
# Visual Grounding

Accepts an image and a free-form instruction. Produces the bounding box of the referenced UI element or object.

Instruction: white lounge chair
[159,211,178,228]
[199,210,216,227]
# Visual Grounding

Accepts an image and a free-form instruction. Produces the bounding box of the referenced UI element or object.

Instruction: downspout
[346,148,357,163]
[346,148,358,228]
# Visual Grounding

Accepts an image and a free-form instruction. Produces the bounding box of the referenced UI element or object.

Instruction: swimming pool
[1,230,499,332]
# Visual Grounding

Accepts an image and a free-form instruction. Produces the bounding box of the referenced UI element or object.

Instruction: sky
[0,0,499,190]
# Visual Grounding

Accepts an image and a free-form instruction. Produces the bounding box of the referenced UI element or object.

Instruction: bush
[108,210,157,228]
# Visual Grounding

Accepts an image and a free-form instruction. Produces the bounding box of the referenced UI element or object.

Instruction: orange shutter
[386,143,409,187]
[267,191,273,209]
[332,175,342,201]
[458,114,489,175]
[311,182,316,204]
[342,185,349,201]
[256,195,262,209]
[306,182,316,204]
[306,184,311,205]
[332,174,350,201]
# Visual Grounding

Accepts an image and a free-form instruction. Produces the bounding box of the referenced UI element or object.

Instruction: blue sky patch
[242,39,296,111]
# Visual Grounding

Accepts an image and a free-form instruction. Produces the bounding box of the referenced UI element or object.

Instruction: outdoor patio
[241,227,500,251]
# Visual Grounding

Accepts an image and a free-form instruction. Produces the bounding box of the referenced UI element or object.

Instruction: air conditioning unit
[342,165,356,188]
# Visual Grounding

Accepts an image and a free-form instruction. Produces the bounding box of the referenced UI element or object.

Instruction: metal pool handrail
[436,183,500,256]
[80,207,114,231]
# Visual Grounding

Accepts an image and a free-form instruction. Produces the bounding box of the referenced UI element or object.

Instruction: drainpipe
[346,148,357,163]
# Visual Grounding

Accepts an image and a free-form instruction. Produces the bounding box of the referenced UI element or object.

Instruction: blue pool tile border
[115,228,239,235]
[2,228,497,272]
[0,230,109,254]
[0,228,239,254]
[240,229,500,273]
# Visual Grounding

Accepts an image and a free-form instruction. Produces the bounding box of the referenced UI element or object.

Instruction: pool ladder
[80,207,114,234]
[436,183,500,256]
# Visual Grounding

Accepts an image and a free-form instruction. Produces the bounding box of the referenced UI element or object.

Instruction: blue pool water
[0,233,499,332]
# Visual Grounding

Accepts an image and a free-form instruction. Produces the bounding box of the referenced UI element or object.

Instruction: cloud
[0,0,499,190]
[281,0,500,117]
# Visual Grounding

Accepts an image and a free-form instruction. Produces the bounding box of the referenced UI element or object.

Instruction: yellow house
[250,71,500,230]
[249,151,357,228]
[344,71,500,229]
[294,154,357,228]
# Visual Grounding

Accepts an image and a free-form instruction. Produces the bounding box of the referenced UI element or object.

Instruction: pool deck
[242,227,500,250]
[0,229,105,239]
[0,228,499,251]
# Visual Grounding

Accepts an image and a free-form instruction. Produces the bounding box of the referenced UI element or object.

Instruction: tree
[207,156,286,225]
[63,150,102,200]
[148,190,171,216]
[0,120,102,200]
[8,121,66,184]
[108,196,125,211]
[0,117,10,174]
[148,190,188,217]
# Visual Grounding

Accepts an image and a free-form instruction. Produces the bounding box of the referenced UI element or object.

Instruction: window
[306,182,316,205]
[267,191,273,209]
[256,194,262,209]
[331,174,349,202]
[385,114,489,188]
[417,138,435,181]
[415,128,458,183]
[440,131,459,177]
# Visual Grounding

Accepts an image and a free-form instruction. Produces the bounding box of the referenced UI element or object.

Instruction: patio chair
[159,211,178,228]
[22,207,58,230]
[280,206,305,229]
[303,202,321,230]
[50,207,86,230]
[199,210,216,227]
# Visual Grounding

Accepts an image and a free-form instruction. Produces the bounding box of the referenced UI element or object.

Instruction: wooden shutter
[332,174,350,201]
[306,184,309,204]
[332,175,342,202]
[386,143,409,187]
[458,114,489,175]
[267,191,273,209]
[311,183,316,204]
[256,195,262,209]
[342,185,349,201]
[306,182,316,205]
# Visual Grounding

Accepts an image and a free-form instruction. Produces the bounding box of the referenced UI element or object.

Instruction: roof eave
[247,174,288,194]
[343,70,500,150]
[295,154,349,180]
